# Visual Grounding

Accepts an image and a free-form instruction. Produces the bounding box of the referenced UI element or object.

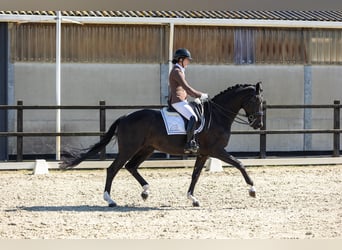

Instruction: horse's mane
[211,84,254,101]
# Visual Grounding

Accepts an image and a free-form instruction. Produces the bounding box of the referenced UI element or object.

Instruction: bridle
[206,93,263,127]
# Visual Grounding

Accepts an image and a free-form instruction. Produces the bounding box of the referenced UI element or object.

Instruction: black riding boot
[184,116,199,154]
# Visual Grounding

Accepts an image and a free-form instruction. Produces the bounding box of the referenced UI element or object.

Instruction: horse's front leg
[187,154,208,207]
[212,149,256,198]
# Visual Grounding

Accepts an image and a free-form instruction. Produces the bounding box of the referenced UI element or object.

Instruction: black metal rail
[0,100,340,161]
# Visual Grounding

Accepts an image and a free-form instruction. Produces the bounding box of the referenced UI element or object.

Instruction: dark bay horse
[60,82,264,207]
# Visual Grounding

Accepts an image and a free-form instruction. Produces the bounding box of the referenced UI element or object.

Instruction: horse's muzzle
[248,112,263,129]
[252,121,263,129]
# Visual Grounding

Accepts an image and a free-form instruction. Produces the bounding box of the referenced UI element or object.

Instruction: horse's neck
[215,95,242,114]
[205,98,239,130]
[209,86,256,129]
[223,99,241,114]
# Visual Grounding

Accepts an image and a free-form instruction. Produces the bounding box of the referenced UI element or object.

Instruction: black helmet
[172,48,192,62]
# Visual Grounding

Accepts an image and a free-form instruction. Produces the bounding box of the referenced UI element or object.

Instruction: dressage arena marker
[205,157,223,172]
[33,159,49,175]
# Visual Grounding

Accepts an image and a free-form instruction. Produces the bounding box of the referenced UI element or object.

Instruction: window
[234,28,255,64]
[307,29,342,64]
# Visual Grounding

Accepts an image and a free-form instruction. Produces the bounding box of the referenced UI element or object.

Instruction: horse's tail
[59,116,123,169]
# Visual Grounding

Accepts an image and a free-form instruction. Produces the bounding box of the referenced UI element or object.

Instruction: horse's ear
[256,81,262,94]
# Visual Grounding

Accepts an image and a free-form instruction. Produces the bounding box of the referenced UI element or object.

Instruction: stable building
[0,10,341,160]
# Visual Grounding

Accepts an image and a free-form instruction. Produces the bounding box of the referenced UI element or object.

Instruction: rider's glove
[194,98,201,104]
[200,93,209,100]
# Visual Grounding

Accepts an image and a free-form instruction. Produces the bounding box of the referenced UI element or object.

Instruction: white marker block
[33,159,49,175]
[205,157,223,172]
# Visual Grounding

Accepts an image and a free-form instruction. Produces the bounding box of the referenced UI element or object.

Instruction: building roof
[1,11,342,29]
[1,10,342,22]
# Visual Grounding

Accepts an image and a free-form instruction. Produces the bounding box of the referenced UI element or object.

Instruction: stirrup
[184,140,199,154]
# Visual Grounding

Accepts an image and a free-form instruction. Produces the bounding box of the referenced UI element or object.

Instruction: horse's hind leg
[103,154,130,207]
[125,146,155,201]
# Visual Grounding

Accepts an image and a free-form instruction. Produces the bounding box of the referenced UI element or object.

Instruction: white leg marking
[187,192,199,204]
[103,191,116,206]
[142,184,150,196]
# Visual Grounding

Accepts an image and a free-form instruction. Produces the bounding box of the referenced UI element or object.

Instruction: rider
[168,48,209,153]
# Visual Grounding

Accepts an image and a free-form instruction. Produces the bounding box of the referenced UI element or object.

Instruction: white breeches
[171,100,198,121]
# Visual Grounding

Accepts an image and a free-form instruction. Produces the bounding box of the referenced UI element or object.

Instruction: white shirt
[175,63,185,74]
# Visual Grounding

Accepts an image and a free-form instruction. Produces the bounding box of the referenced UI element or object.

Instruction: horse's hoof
[141,192,149,201]
[192,201,200,207]
[108,202,117,207]
[249,186,256,198]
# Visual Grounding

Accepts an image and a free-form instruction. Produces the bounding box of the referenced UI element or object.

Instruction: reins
[207,99,252,126]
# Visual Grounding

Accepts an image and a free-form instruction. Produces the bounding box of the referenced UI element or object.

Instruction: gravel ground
[0,165,341,239]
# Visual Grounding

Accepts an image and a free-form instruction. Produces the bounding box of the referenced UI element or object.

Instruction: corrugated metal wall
[11,23,169,63]
[255,28,306,64]
[61,24,169,63]
[10,23,342,65]
[173,25,234,64]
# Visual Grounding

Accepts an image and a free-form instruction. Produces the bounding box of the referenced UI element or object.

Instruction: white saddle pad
[160,107,205,135]
[161,107,187,135]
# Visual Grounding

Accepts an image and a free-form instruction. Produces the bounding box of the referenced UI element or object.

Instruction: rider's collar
[175,63,185,73]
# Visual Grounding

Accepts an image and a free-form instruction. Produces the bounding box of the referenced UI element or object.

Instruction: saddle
[161,100,206,135]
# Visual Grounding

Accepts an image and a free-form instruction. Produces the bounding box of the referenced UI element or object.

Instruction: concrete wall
[188,65,306,152]
[7,63,342,156]
[9,63,161,155]
[311,66,342,151]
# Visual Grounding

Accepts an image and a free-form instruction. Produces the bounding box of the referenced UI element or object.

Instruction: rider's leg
[171,101,199,153]
[185,115,199,153]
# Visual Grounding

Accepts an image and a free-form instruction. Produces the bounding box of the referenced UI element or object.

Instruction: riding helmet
[172,48,192,64]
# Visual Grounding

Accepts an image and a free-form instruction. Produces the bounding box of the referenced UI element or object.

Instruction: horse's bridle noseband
[247,111,263,127]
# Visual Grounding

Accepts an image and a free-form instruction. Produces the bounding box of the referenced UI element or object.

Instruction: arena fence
[0,100,341,161]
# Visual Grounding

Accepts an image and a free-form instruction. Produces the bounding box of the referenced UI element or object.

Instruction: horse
[60,82,264,207]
